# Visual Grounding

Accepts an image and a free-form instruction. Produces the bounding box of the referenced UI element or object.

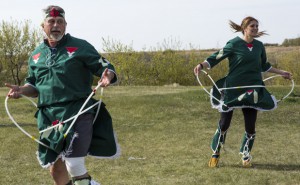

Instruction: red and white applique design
[237,89,258,104]
[66,47,78,57]
[246,89,254,95]
[246,43,253,51]
[32,53,41,64]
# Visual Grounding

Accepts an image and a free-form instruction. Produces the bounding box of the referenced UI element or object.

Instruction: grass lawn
[0,85,299,185]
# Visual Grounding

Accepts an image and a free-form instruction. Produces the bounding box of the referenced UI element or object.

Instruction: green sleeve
[80,41,118,84]
[96,56,118,84]
[260,45,271,72]
[206,41,233,69]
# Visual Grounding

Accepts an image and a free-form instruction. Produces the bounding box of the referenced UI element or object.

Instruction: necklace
[45,47,57,67]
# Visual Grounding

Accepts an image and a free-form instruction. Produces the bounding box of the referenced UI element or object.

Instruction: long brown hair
[229,16,268,37]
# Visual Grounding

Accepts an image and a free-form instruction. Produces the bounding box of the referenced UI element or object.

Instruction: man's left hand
[99,68,114,87]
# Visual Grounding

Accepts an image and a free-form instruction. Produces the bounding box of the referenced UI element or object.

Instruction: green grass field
[0,85,299,185]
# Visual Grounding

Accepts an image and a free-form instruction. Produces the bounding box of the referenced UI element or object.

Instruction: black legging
[218,108,257,134]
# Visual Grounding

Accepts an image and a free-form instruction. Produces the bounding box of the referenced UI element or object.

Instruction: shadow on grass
[253,163,300,171]
[0,123,36,127]
[228,163,300,171]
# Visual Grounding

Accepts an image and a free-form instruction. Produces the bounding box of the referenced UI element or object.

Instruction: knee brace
[64,157,87,177]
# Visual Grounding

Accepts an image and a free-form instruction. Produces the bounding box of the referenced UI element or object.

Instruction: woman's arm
[268,68,292,80]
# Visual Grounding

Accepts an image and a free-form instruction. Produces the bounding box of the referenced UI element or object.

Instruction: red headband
[45,7,65,19]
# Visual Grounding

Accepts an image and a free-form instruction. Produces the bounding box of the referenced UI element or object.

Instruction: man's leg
[64,113,99,185]
[65,157,88,179]
[49,158,71,185]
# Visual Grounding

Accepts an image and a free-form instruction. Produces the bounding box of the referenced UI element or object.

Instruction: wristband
[200,63,204,69]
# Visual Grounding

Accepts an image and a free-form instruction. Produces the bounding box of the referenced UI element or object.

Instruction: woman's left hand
[281,71,292,80]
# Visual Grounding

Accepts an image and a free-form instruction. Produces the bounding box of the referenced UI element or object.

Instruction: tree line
[0,19,40,85]
[0,20,299,86]
[282,37,300,47]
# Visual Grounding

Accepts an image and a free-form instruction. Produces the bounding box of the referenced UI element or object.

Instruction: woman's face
[244,20,258,37]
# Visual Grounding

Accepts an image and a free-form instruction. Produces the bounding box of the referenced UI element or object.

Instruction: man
[6,5,120,185]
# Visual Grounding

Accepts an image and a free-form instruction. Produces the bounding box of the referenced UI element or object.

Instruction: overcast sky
[1,0,299,52]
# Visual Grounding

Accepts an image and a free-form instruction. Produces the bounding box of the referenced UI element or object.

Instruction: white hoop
[5,84,104,147]
[195,70,295,105]
[195,70,227,107]
[5,95,50,148]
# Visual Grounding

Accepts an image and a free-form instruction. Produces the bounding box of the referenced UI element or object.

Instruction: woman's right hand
[194,63,203,75]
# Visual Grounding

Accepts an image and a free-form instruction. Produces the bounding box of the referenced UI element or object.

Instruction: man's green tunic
[25,34,119,167]
[206,36,277,112]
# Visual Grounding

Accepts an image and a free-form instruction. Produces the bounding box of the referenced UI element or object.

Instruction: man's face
[43,17,66,41]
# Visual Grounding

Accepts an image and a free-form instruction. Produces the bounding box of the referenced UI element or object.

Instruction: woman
[194,16,292,168]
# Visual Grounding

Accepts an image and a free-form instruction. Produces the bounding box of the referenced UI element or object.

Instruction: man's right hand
[5,83,22,99]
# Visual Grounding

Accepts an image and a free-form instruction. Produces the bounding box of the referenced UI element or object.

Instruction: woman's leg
[211,110,233,153]
[219,110,234,132]
[242,108,257,134]
[240,108,257,167]
[209,110,233,167]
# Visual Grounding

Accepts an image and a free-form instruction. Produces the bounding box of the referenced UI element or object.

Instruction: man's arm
[5,83,38,99]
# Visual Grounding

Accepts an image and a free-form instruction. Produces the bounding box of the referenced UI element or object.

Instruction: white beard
[43,30,65,42]
[49,33,64,42]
